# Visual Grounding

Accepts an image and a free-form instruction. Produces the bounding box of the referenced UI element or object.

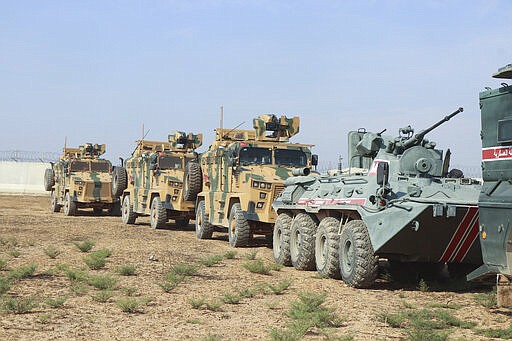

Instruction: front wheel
[63,192,77,216]
[289,213,317,270]
[339,220,378,288]
[195,200,213,239]
[50,190,61,213]
[315,217,341,278]
[121,195,137,224]
[228,203,250,247]
[150,196,167,229]
[273,212,293,266]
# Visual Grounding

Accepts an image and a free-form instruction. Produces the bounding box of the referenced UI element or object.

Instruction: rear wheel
[228,203,250,247]
[195,200,213,239]
[121,195,137,224]
[63,192,77,216]
[273,212,293,266]
[339,220,378,288]
[150,196,167,229]
[315,217,341,278]
[290,213,317,270]
[50,190,60,213]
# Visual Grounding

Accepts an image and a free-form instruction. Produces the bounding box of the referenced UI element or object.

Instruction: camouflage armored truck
[195,114,317,247]
[113,132,202,229]
[272,109,483,288]
[467,64,512,304]
[43,143,120,216]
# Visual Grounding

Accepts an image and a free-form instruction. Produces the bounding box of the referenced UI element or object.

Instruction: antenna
[131,125,151,156]
[220,106,224,142]
[64,136,67,155]
[222,121,245,140]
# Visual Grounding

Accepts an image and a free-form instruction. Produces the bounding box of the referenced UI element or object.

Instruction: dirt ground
[0,195,510,340]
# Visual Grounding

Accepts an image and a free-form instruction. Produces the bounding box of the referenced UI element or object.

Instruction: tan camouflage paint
[50,143,116,208]
[197,114,313,235]
[122,132,202,219]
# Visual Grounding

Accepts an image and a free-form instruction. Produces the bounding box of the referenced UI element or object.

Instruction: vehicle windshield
[90,161,111,172]
[70,161,89,172]
[275,149,308,167]
[159,155,183,169]
[239,147,272,165]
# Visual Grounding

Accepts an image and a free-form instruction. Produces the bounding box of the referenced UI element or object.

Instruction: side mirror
[311,154,318,166]
[149,163,157,171]
[376,162,389,186]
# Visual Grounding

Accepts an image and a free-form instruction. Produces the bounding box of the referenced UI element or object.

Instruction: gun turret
[394,107,463,153]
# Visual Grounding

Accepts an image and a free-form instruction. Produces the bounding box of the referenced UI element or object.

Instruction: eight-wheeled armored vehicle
[195,114,317,247]
[113,132,202,229]
[272,109,482,288]
[44,143,120,216]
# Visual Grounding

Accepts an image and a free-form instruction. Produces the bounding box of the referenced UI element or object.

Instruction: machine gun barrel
[401,107,463,149]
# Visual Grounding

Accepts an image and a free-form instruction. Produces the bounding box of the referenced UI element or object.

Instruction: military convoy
[194,114,317,247]
[112,132,202,229]
[43,143,120,216]
[272,109,483,288]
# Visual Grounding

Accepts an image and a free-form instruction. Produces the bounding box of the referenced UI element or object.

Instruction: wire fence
[0,151,60,163]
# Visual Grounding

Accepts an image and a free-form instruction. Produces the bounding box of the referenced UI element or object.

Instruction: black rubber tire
[121,195,137,224]
[182,161,202,201]
[44,168,55,191]
[195,200,213,239]
[93,207,103,215]
[63,192,77,216]
[50,190,61,213]
[289,213,318,270]
[150,196,167,229]
[112,167,128,197]
[109,200,121,216]
[228,203,250,247]
[175,218,190,228]
[315,217,341,278]
[273,212,293,266]
[339,220,378,288]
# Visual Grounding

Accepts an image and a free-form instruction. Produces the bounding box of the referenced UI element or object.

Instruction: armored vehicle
[272,109,483,288]
[113,132,202,229]
[468,64,512,304]
[44,143,120,216]
[195,114,317,247]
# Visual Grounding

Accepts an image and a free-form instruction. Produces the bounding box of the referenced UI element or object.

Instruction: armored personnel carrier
[44,143,120,216]
[195,114,317,247]
[113,132,202,229]
[468,64,512,305]
[272,109,482,288]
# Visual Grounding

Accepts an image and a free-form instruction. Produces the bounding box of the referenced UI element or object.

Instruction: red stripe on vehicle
[439,207,478,262]
[296,198,367,206]
[482,147,512,161]
[451,213,480,263]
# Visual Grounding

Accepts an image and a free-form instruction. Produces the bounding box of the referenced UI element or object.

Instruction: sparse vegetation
[270,292,341,340]
[6,249,20,258]
[417,278,429,292]
[43,246,61,259]
[7,263,37,281]
[2,296,38,314]
[169,263,198,277]
[0,277,10,295]
[224,251,237,259]
[116,297,140,313]
[91,290,114,303]
[243,259,282,275]
[189,298,206,309]
[221,292,241,304]
[474,288,497,308]
[45,295,68,308]
[199,254,224,267]
[0,258,8,270]
[267,279,292,295]
[116,264,137,276]
[73,240,95,253]
[87,274,117,290]
[83,253,107,270]
[475,324,512,339]
[246,250,258,260]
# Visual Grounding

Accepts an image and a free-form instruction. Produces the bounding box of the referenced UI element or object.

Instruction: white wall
[0,161,50,194]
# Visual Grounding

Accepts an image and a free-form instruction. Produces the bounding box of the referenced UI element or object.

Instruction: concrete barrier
[0,161,50,194]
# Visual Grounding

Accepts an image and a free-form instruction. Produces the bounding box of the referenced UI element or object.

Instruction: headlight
[252,181,259,188]
[252,180,272,190]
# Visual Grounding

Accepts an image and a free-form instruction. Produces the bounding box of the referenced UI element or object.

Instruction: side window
[498,118,512,144]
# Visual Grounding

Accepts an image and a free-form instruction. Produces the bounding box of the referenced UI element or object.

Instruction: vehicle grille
[273,185,285,201]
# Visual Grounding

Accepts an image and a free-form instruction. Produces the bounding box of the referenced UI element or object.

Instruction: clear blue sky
[1,1,511,174]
